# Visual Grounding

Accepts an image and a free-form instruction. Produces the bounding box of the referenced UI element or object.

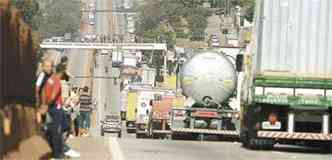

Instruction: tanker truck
[238,0,332,151]
[170,51,240,140]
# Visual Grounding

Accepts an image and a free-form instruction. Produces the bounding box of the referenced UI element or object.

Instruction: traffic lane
[66,49,91,87]
[117,138,330,160]
[91,54,111,136]
[91,54,105,134]
[96,0,109,34]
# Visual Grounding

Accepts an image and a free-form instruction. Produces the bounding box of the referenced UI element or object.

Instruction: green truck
[238,0,332,150]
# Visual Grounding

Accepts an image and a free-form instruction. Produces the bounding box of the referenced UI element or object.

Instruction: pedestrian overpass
[40,42,167,50]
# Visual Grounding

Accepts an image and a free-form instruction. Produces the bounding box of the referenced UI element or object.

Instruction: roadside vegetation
[11,0,81,39]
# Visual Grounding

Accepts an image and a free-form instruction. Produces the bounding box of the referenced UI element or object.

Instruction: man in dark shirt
[79,86,92,136]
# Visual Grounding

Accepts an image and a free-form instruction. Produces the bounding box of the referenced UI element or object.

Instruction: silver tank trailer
[180,51,237,105]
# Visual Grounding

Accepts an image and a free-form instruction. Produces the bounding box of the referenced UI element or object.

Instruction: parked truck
[171,51,240,140]
[238,0,332,150]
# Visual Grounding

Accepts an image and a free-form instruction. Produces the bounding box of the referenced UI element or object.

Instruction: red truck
[148,95,174,139]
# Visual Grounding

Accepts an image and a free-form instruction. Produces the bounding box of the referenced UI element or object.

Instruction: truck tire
[118,131,122,138]
[136,133,144,138]
[241,104,275,150]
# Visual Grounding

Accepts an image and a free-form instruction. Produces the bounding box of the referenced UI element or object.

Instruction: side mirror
[236,54,244,72]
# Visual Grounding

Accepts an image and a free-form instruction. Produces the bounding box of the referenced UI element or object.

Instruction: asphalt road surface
[69,130,330,160]
[91,0,122,137]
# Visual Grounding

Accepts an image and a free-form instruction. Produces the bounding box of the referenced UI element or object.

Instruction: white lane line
[108,137,125,160]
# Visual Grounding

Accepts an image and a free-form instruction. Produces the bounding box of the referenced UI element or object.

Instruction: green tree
[36,0,81,38]
[137,0,211,46]
[11,0,41,29]
[240,0,255,22]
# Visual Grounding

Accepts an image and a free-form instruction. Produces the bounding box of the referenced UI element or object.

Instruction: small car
[100,114,122,137]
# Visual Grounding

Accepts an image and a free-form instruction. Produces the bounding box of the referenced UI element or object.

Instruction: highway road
[69,130,330,160]
[66,0,332,160]
[91,0,122,137]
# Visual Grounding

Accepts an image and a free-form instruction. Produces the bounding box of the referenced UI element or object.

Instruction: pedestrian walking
[79,86,93,137]
[69,87,80,137]
[41,64,67,159]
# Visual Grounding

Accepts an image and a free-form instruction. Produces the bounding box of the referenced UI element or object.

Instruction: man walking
[79,86,93,136]
[42,65,66,159]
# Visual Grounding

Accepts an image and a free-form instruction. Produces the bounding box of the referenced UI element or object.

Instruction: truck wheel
[243,134,275,150]
[118,131,122,138]
[136,133,143,138]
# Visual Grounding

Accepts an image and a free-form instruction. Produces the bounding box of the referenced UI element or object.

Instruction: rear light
[255,122,261,130]
[268,113,278,125]
[233,113,240,119]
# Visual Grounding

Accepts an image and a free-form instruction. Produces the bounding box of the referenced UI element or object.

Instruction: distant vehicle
[64,33,72,41]
[126,92,138,133]
[135,91,155,138]
[42,38,53,42]
[52,36,64,42]
[88,1,95,10]
[211,42,220,47]
[215,9,224,15]
[127,27,135,34]
[147,95,174,139]
[170,51,239,141]
[101,50,109,55]
[123,0,130,9]
[100,114,122,137]
[88,12,95,25]
[211,38,219,43]
[127,21,135,34]
[123,55,137,67]
[112,51,123,67]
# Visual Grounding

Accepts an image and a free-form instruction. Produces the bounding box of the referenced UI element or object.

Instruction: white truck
[111,51,123,67]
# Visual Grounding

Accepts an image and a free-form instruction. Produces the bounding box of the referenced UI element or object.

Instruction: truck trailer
[171,51,240,140]
[239,0,332,151]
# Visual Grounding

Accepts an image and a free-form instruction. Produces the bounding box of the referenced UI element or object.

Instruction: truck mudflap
[171,128,239,136]
[136,130,148,134]
[152,130,172,134]
[257,131,332,141]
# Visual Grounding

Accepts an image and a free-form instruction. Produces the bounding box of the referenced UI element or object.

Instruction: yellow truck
[126,91,138,133]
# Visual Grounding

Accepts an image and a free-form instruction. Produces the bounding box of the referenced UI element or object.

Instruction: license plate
[262,121,281,130]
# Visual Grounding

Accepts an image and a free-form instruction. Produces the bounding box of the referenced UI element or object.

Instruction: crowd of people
[35,56,94,159]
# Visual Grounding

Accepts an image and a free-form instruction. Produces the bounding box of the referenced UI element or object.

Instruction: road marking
[108,137,125,160]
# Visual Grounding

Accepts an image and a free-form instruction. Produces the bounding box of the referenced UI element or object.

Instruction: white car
[101,50,109,55]
[211,38,219,42]
[211,42,221,47]
[43,39,53,42]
